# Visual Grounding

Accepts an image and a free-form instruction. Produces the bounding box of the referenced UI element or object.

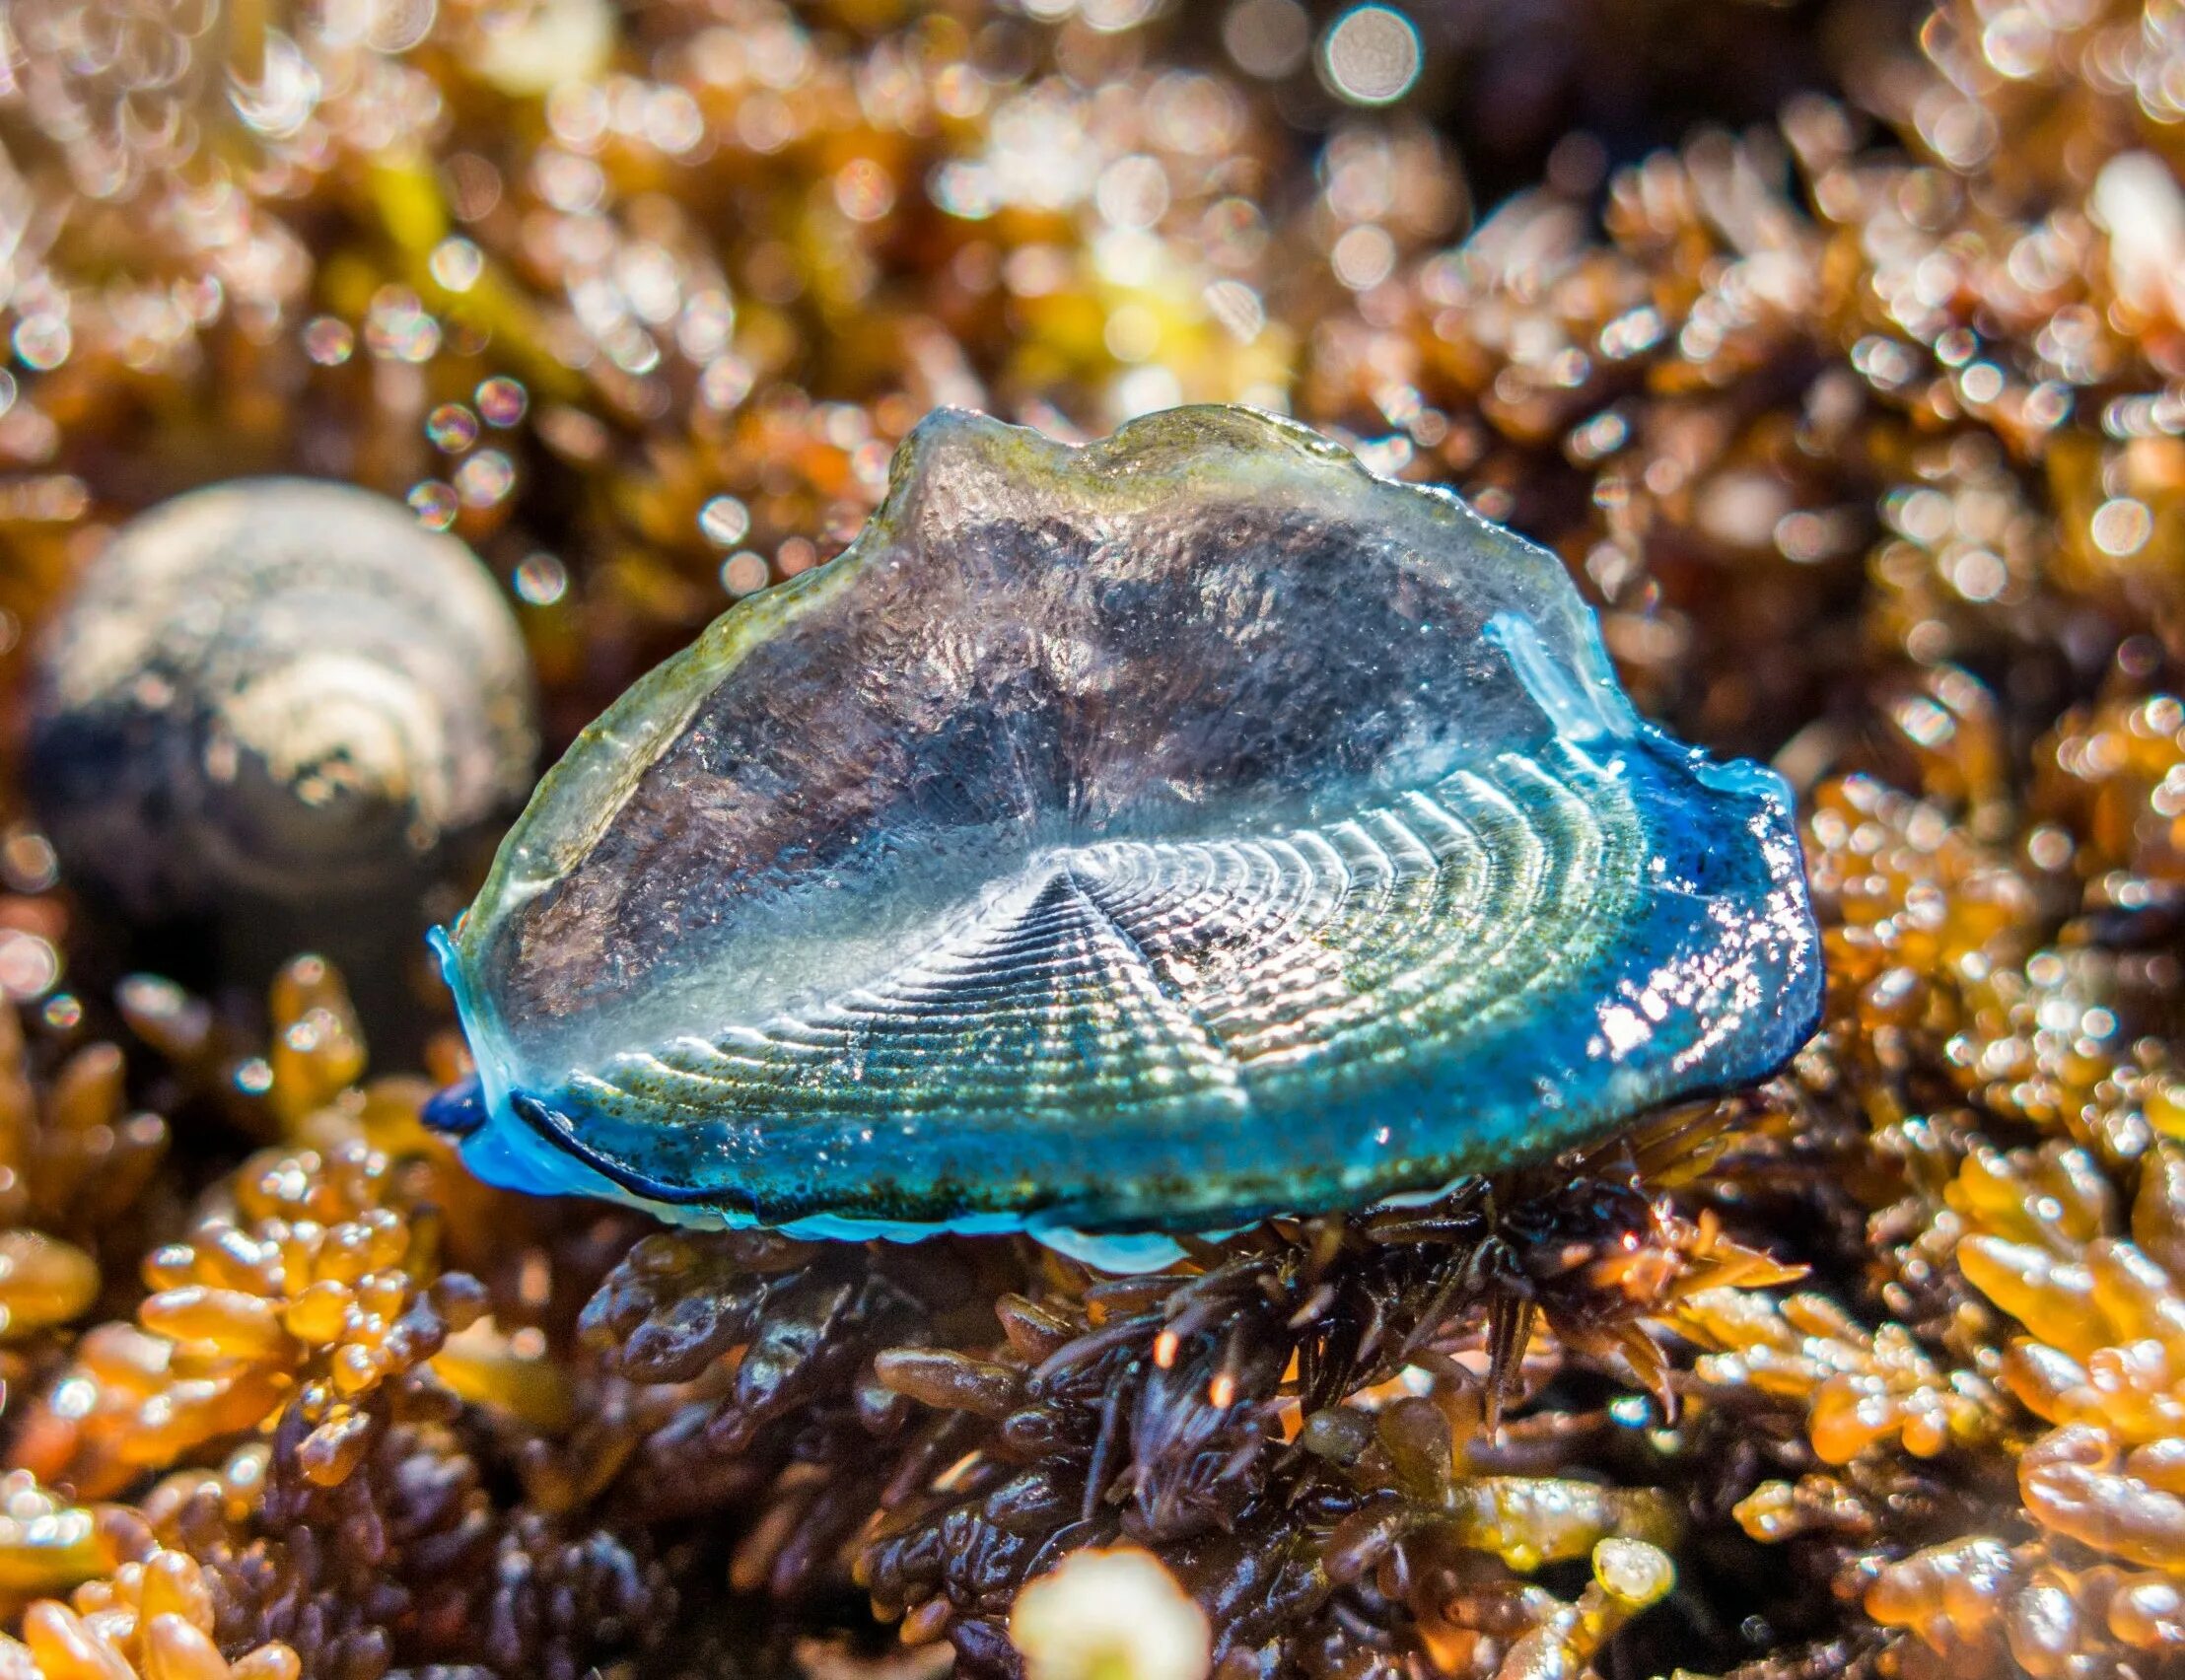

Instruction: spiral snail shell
[28,478,535,961]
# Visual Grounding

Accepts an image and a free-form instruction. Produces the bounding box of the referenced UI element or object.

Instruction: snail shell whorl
[28,478,536,920]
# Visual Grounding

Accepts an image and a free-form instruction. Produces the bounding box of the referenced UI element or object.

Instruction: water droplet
[1320,5,1422,106]
[303,316,356,366]
[2092,497,2154,557]
[430,237,486,293]
[834,159,897,223]
[13,315,71,372]
[514,552,569,605]
[409,481,459,529]
[366,287,443,363]
[456,449,516,508]
[699,495,751,547]
[477,377,529,427]
[1331,223,1397,290]
[427,403,481,453]
[1,829,57,894]
[0,931,58,1001]
[721,551,768,595]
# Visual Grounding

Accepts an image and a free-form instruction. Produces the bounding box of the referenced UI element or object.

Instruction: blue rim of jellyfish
[429,923,1167,1262]
[423,604,1822,1276]
[429,937,1194,1267]
[428,924,1208,1268]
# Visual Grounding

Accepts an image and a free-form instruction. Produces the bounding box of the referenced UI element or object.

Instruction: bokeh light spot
[700,496,752,547]
[722,552,769,596]
[2092,498,2153,557]
[1320,6,1422,106]
[1224,0,1310,80]
[514,553,568,606]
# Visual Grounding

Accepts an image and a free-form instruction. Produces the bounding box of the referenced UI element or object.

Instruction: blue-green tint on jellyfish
[430,405,1821,1270]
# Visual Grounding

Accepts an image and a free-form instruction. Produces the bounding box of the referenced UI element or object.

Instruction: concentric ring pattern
[435,405,1821,1253]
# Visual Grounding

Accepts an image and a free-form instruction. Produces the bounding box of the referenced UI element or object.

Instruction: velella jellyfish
[431,405,1820,1269]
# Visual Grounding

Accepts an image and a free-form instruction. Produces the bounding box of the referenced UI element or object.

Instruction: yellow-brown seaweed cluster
[8,0,2185,1676]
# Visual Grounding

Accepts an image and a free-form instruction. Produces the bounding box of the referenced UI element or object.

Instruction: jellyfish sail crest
[1483,609,1631,746]
[435,404,1821,1255]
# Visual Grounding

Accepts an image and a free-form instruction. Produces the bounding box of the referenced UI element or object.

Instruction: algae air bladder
[429,405,1821,1271]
